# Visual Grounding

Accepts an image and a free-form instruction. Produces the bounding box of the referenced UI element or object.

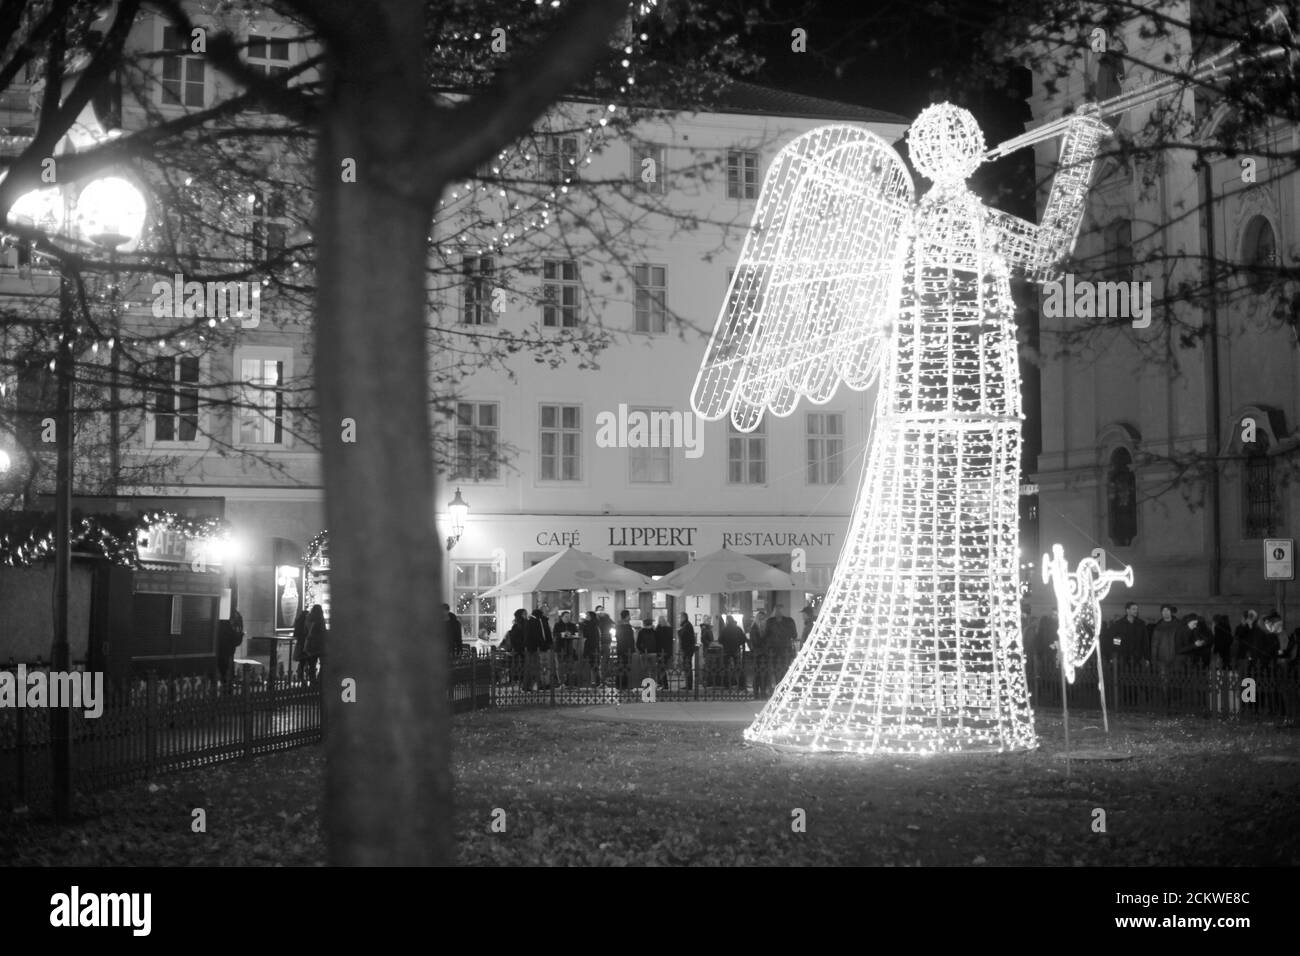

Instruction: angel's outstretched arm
[988,113,1111,282]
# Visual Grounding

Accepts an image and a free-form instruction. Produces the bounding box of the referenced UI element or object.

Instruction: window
[1241,215,1277,292]
[806,412,845,485]
[632,142,666,193]
[629,407,671,483]
[1106,447,1137,546]
[462,255,495,325]
[453,561,500,646]
[726,149,759,199]
[1243,449,1279,539]
[152,355,200,443]
[247,33,291,76]
[1102,218,1132,281]
[453,401,500,480]
[634,264,666,333]
[728,419,766,484]
[249,185,288,264]
[161,25,206,107]
[543,134,579,185]
[542,259,580,328]
[540,404,581,480]
[246,32,291,112]
[238,356,286,445]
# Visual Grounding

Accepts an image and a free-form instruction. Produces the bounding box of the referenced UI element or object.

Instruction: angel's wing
[691,124,914,433]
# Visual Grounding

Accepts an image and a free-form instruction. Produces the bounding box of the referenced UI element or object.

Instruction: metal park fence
[0,668,321,810]
[1025,657,1300,721]
[5,650,1294,809]
[478,646,788,707]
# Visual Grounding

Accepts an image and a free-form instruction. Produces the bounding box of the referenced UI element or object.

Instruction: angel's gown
[745,179,1037,754]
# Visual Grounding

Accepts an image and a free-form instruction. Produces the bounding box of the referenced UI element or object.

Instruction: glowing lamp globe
[0,448,11,473]
[75,176,146,252]
[7,184,66,234]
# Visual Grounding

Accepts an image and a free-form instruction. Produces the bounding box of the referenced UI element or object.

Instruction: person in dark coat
[1178,613,1211,669]
[216,608,244,688]
[554,609,578,657]
[1150,604,1180,673]
[505,608,528,684]
[720,614,746,686]
[678,613,697,690]
[443,603,464,657]
[699,621,714,649]
[580,611,603,684]
[292,607,310,683]
[525,608,552,690]
[654,615,674,658]
[595,606,614,658]
[799,605,816,646]
[1211,614,1234,670]
[654,615,674,685]
[1233,610,1260,667]
[768,605,798,683]
[615,610,636,688]
[303,604,326,685]
[1107,602,1148,666]
[636,618,657,654]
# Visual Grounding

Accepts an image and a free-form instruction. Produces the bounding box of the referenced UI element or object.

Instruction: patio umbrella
[654,547,796,595]
[480,547,654,597]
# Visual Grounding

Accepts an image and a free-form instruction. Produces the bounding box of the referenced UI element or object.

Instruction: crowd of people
[449,601,819,695]
[1027,601,1299,720]
[1028,602,1299,674]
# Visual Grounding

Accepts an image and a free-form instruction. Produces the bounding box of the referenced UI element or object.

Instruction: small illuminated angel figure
[692,103,1110,754]
[1041,544,1133,685]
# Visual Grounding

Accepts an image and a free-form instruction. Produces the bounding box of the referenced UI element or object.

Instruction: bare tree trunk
[313,5,449,866]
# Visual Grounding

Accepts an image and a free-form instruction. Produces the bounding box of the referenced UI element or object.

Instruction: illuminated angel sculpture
[691,103,1110,753]
[1041,544,1133,685]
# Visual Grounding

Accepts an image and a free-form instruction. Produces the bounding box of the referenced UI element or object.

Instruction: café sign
[137,523,217,567]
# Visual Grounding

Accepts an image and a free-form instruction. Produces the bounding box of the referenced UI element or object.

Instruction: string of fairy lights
[0,510,231,567]
[693,104,1107,754]
[435,0,659,266]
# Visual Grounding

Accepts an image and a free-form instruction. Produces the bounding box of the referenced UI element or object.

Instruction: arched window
[1241,432,1279,539]
[1106,448,1137,546]
[1240,215,1277,292]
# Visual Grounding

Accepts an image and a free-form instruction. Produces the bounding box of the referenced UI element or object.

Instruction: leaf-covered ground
[4,708,1298,866]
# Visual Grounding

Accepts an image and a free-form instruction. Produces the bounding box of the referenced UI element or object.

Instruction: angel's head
[907,103,986,184]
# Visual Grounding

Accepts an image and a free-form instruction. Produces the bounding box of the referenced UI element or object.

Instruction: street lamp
[446,487,469,551]
[15,171,146,823]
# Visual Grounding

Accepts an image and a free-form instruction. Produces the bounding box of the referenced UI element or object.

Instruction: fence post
[468,650,477,712]
[694,646,700,701]
[241,667,253,759]
[145,671,157,779]
[266,659,276,741]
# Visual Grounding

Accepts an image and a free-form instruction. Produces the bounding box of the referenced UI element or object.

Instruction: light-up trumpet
[985,6,1294,162]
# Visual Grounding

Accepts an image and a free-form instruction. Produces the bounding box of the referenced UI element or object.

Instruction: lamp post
[33,174,145,823]
[446,487,469,551]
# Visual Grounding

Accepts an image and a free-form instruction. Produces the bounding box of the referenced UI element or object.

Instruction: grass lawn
[4,707,1299,866]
